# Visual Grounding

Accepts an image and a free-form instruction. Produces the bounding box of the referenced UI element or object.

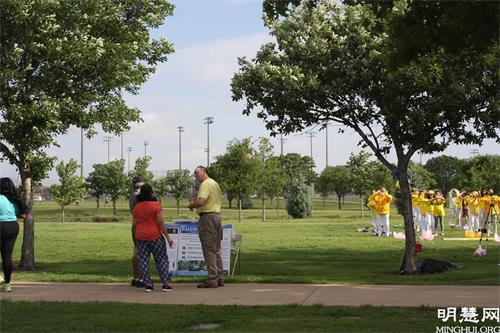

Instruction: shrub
[286,176,312,218]
[92,216,120,222]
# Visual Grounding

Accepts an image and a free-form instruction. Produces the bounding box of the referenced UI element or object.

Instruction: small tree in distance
[50,159,86,223]
[165,169,192,215]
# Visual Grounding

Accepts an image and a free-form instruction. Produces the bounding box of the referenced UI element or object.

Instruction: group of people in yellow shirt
[367,186,499,238]
[411,190,447,235]
[448,189,500,235]
[412,188,500,236]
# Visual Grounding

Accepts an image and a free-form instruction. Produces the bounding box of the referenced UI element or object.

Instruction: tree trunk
[61,205,65,223]
[336,192,342,210]
[261,198,266,222]
[19,173,36,270]
[238,196,242,223]
[176,199,180,215]
[399,167,417,274]
[113,200,116,215]
[96,197,100,215]
[360,195,364,219]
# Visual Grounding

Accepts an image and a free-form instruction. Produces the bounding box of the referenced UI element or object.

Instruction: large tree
[0,0,173,269]
[232,1,499,273]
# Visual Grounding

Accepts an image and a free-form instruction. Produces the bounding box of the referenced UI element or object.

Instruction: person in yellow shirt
[480,189,500,235]
[188,166,224,288]
[373,187,393,237]
[431,191,446,235]
[448,189,460,227]
[466,191,480,231]
[416,191,428,232]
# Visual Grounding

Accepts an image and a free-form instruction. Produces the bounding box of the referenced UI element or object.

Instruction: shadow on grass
[18,244,499,285]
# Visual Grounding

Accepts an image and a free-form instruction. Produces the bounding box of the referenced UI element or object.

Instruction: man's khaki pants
[198,213,224,282]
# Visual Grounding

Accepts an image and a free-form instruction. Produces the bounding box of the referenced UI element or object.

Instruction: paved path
[1,283,499,307]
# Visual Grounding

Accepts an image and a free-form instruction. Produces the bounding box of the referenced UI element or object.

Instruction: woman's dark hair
[136,183,157,202]
[0,177,27,215]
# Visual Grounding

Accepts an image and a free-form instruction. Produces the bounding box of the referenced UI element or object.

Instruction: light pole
[80,128,84,178]
[177,126,184,170]
[307,132,315,171]
[325,124,329,167]
[127,147,132,174]
[120,134,124,160]
[103,136,113,163]
[204,116,214,166]
[280,132,286,156]
[143,140,149,158]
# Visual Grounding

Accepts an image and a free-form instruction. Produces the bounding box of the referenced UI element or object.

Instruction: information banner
[166,221,232,276]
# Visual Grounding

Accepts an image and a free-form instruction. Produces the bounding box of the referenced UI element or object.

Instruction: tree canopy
[0,0,174,269]
[232,0,499,273]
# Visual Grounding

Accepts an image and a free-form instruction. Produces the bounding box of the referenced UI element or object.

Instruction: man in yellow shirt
[188,166,224,288]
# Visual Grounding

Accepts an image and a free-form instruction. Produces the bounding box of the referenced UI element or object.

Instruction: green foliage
[408,162,436,190]
[346,152,375,197]
[459,155,500,193]
[0,0,173,177]
[210,138,261,222]
[240,195,254,210]
[424,155,464,194]
[0,0,174,268]
[278,153,316,186]
[232,0,498,272]
[286,175,312,218]
[164,169,192,214]
[49,159,86,222]
[316,165,350,209]
[85,164,108,201]
[129,157,154,184]
[101,160,128,215]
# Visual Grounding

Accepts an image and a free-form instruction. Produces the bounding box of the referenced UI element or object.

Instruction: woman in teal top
[0,178,27,292]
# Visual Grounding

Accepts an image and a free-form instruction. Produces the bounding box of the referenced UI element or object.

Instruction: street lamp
[103,136,113,163]
[80,128,84,177]
[204,116,214,166]
[177,126,184,170]
[280,132,287,156]
[143,140,149,158]
[307,132,315,171]
[120,134,124,160]
[127,147,132,174]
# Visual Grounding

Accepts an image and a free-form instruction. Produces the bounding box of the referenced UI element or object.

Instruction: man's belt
[199,212,220,216]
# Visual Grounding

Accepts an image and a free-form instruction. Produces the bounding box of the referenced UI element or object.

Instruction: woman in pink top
[133,184,174,293]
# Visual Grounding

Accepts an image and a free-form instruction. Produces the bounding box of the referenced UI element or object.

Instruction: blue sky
[1,0,498,184]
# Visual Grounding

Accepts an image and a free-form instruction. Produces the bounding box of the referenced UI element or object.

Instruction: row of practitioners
[448,188,499,233]
[129,166,224,292]
[367,187,499,237]
[412,188,500,235]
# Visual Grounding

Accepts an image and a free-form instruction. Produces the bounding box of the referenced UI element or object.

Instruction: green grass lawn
[13,199,500,285]
[0,300,461,333]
